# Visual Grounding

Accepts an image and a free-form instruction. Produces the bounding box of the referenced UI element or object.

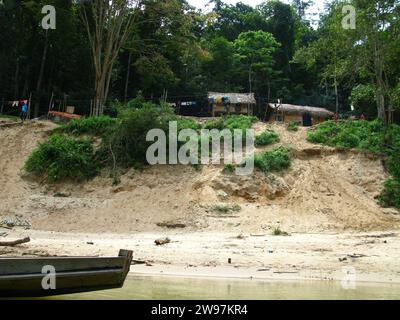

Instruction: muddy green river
[50,275,400,300]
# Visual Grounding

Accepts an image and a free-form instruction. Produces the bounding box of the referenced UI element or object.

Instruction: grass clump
[287,121,299,132]
[203,115,257,132]
[223,163,236,173]
[57,115,117,136]
[255,129,280,146]
[25,134,98,182]
[272,226,289,236]
[254,146,291,173]
[213,203,241,214]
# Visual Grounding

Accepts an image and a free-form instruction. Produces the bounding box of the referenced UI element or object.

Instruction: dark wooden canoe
[0,249,133,297]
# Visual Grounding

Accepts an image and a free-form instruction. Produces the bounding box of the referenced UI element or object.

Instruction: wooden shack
[265,103,334,126]
[208,92,256,117]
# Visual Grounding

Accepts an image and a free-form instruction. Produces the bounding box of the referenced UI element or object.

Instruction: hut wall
[268,112,329,125]
[212,104,253,116]
[283,113,302,123]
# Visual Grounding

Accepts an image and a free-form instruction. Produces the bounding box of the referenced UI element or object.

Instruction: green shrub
[203,117,225,130]
[203,115,257,132]
[57,116,117,136]
[272,226,289,236]
[25,135,97,182]
[379,179,400,208]
[98,104,170,168]
[176,118,201,131]
[254,146,291,173]
[335,129,360,148]
[223,163,235,173]
[287,121,299,132]
[126,91,146,109]
[255,129,280,146]
[213,203,241,214]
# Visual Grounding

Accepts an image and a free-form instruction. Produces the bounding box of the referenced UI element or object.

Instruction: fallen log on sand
[154,237,170,246]
[0,237,30,246]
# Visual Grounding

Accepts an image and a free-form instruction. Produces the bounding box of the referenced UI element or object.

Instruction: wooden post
[1,98,4,114]
[47,92,54,115]
[27,92,32,120]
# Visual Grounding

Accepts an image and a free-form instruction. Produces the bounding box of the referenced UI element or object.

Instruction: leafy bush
[175,118,201,131]
[25,135,98,182]
[272,227,289,236]
[379,179,400,208]
[350,84,376,118]
[98,104,171,168]
[223,163,235,173]
[254,146,291,173]
[126,91,146,109]
[203,117,225,130]
[203,115,257,132]
[255,129,279,146]
[287,121,299,132]
[213,203,241,214]
[335,129,360,148]
[307,120,384,153]
[57,116,117,136]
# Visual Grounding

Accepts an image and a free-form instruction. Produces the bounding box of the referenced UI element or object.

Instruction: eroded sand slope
[0,119,398,234]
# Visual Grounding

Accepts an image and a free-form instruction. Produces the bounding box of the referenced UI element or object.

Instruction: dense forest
[0,0,399,122]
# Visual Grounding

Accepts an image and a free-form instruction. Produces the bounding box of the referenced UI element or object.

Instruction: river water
[51,275,400,300]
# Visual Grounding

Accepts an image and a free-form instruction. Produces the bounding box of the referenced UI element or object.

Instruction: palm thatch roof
[209,92,256,104]
[268,103,334,118]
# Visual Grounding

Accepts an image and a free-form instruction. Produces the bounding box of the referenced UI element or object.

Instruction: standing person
[20,101,27,123]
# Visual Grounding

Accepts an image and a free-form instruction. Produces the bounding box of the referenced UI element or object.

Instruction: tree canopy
[0,0,399,123]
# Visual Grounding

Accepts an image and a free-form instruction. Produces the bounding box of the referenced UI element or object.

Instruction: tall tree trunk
[374,38,387,124]
[124,52,132,103]
[248,65,252,93]
[333,73,339,115]
[34,30,49,118]
[13,58,20,100]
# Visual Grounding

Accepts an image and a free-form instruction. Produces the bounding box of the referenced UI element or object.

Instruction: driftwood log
[0,236,30,246]
[154,237,170,246]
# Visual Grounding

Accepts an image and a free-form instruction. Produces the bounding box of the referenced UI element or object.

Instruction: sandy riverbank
[2,228,400,284]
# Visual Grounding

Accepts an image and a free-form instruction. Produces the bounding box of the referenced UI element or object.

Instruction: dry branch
[0,237,30,247]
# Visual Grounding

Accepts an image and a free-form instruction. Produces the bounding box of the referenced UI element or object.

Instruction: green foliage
[307,120,385,153]
[126,91,146,109]
[213,203,241,214]
[254,146,291,173]
[203,117,225,130]
[57,116,118,136]
[25,135,97,182]
[223,163,236,174]
[255,129,280,146]
[99,104,171,168]
[350,84,376,118]
[203,115,257,131]
[287,121,299,132]
[379,179,400,209]
[176,118,201,132]
[272,226,289,236]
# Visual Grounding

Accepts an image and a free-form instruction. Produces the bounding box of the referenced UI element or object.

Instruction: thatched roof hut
[267,103,334,118]
[266,103,334,126]
[208,92,256,116]
[209,92,256,105]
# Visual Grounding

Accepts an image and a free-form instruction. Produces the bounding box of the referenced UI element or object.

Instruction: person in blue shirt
[20,101,27,122]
